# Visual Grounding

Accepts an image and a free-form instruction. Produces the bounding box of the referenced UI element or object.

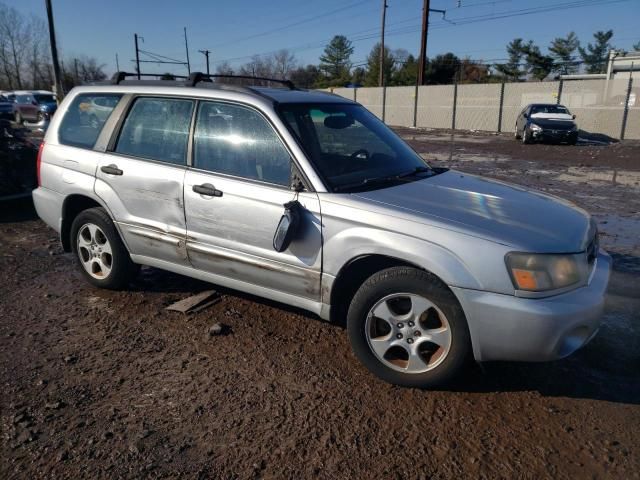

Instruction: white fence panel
[384,86,415,127]
[456,83,501,131]
[416,85,454,129]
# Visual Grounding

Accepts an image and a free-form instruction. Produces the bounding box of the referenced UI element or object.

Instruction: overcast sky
[9,0,640,76]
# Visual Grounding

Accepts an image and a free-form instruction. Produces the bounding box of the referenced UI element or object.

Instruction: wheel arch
[60,194,113,252]
[329,254,453,324]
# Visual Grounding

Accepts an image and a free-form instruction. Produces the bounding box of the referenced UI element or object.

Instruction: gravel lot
[1,128,639,479]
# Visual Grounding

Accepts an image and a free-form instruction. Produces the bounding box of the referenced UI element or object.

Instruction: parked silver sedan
[32,73,610,388]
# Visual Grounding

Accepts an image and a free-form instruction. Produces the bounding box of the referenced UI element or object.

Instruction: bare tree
[272,49,297,79]
[215,61,234,76]
[0,3,30,89]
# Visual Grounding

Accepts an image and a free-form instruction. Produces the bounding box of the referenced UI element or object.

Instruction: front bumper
[452,250,611,362]
[532,128,578,143]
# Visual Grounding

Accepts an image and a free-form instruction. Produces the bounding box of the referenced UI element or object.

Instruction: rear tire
[514,125,521,139]
[347,267,471,388]
[14,111,22,125]
[70,207,138,290]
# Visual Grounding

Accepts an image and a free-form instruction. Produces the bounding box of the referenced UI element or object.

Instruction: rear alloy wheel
[514,124,521,139]
[71,207,138,289]
[347,267,471,388]
[77,223,114,280]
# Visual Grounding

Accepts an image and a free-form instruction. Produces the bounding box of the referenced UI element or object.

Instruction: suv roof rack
[106,71,296,90]
[185,72,296,90]
[109,72,189,84]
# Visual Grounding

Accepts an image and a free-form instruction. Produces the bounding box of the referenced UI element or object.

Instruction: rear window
[115,97,194,165]
[59,93,123,149]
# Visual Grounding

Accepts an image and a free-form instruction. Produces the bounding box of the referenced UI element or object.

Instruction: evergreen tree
[425,53,460,84]
[549,32,580,75]
[391,54,418,86]
[351,66,366,86]
[364,42,395,87]
[289,64,321,89]
[319,35,354,86]
[632,40,640,51]
[579,30,613,74]
[522,41,554,81]
[494,38,526,81]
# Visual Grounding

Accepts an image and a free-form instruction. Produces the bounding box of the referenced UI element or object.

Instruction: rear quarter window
[58,93,123,149]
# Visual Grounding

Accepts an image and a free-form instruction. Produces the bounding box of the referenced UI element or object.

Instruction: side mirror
[273,200,302,252]
[32,100,38,106]
[522,113,528,118]
[572,114,576,119]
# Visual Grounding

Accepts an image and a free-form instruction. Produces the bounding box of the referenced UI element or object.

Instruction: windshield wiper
[397,166,433,178]
[333,166,434,192]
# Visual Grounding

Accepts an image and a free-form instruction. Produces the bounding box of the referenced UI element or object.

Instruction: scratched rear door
[94,96,193,266]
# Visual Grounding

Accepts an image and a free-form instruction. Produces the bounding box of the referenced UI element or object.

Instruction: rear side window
[59,93,122,149]
[115,97,194,165]
[193,101,291,186]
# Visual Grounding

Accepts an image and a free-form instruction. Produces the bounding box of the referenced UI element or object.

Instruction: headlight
[505,252,589,292]
[529,123,542,131]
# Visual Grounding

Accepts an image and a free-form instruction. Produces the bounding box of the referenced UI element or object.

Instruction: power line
[212,0,632,66]
[211,0,373,49]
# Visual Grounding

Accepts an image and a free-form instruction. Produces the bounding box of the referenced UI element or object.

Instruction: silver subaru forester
[32,73,611,388]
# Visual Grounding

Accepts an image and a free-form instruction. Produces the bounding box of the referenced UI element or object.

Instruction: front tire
[70,207,138,289]
[347,267,471,388]
[14,111,22,125]
[522,126,532,144]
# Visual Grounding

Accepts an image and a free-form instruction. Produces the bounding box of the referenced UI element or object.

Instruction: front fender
[323,226,483,291]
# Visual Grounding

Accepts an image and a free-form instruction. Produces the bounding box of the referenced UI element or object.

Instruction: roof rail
[186,72,295,89]
[109,71,188,85]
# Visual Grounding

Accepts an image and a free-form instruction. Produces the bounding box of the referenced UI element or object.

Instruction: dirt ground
[1,128,639,479]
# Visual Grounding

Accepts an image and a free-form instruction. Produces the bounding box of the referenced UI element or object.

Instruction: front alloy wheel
[347,267,471,388]
[366,293,452,373]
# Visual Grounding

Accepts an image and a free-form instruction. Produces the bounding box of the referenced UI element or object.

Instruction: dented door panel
[95,155,189,265]
[184,171,322,300]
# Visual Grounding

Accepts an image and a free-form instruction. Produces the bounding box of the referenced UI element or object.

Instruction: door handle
[101,164,123,176]
[193,183,223,197]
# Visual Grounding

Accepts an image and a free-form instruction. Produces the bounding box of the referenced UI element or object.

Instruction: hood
[529,113,575,129]
[353,170,593,252]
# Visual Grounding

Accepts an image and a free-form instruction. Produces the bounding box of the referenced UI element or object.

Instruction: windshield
[530,105,570,115]
[34,94,56,104]
[278,103,432,192]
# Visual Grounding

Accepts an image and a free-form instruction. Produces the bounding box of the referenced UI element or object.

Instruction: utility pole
[134,33,141,79]
[198,49,211,75]
[417,0,430,86]
[44,0,63,100]
[115,53,120,71]
[379,0,388,87]
[74,58,79,84]
[184,27,191,74]
[417,0,446,85]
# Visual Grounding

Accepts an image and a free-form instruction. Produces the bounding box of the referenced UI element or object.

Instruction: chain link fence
[327,76,639,140]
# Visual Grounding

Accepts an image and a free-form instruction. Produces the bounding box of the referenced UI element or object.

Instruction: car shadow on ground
[445,354,639,405]
[0,197,39,222]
